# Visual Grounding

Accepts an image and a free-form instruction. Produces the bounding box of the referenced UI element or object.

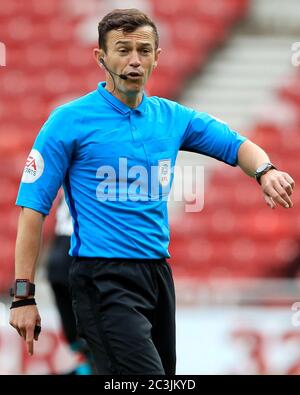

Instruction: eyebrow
[115,40,153,47]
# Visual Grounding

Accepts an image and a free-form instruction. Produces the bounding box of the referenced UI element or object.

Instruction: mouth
[126,72,143,79]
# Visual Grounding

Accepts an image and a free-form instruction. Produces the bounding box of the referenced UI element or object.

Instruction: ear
[154,48,162,69]
[93,48,105,67]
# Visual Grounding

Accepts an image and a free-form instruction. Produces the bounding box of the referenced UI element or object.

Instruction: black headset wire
[100,58,116,93]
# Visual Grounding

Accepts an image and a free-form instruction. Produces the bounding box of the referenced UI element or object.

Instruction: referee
[9,9,294,375]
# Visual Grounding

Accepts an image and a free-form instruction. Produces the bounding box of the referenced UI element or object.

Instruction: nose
[129,51,141,67]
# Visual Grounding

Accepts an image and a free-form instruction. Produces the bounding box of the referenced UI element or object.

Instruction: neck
[105,80,143,109]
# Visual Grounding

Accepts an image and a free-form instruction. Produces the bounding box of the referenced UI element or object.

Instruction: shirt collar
[97,82,148,115]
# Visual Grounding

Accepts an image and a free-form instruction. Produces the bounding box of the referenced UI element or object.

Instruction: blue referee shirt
[16,82,246,258]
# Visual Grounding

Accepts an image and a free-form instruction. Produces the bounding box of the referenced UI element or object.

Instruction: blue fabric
[16,82,246,258]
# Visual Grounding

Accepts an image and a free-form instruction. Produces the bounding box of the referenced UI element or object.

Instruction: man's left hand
[260,169,295,209]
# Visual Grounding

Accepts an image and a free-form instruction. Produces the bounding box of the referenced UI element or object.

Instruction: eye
[118,48,128,54]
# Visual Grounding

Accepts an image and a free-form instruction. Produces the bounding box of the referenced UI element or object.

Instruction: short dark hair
[98,9,159,52]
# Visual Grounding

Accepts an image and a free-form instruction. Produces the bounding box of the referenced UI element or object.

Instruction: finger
[9,321,22,337]
[267,189,290,208]
[27,340,34,356]
[264,194,276,209]
[282,174,295,189]
[16,328,22,337]
[280,179,293,196]
[35,316,42,340]
[34,325,41,341]
[273,193,293,208]
[276,195,292,208]
[19,328,27,340]
[271,182,293,208]
[11,324,23,337]
[280,177,293,196]
[26,327,34,356]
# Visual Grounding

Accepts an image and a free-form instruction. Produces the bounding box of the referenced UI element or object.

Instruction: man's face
[97,25,161,95]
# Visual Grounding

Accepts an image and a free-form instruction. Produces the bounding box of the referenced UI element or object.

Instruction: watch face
[256,163,270,173]
[16,281,29,297]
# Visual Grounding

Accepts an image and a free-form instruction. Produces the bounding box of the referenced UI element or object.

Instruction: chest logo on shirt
[21,149,44,183]
[158,159,171,187]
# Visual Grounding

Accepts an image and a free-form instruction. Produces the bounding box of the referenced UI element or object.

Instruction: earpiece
[98,58,128,80]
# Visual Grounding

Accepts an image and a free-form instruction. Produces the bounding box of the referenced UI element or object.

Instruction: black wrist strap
[10,298,36,309]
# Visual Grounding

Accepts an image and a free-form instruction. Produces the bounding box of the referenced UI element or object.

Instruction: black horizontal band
[10,298,36,309]
[74,257,166,264]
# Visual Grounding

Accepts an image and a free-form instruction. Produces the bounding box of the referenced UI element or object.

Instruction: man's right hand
[9,304,41,356]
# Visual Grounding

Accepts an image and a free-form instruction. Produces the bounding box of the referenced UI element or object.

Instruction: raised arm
[237,139,295,209]
[9,207,45,355]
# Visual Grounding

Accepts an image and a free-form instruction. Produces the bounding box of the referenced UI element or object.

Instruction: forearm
[15,208,45,282]
[237,139,270,177]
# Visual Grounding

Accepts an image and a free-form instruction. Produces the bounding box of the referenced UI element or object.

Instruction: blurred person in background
[9,9,295,375]
[46,194,94,375]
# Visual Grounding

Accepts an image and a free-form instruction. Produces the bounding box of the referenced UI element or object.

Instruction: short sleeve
[16,107,77,215]
[180,109,247,166]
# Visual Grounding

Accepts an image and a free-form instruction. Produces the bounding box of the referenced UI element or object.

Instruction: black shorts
[69,257,176,375]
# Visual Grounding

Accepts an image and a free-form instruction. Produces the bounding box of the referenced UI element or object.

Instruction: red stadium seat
[29,0,62,18]
[0,0,61,18]
[0,208,19,237]
[170,17,228,51]
[279,79,300,108]
[0,0,19,17]
[151,0,188,20]
[0,180,19,207]
[0,0,251,284]
[195,0,249,24]
[0,236,15,292]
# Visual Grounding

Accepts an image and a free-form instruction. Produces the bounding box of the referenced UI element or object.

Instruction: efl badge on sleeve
[158,159,171,187]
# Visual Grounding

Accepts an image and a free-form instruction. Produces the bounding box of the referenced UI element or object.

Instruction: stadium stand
[8,0,296,293]
[170,81,300,279]
[168,0,300,281]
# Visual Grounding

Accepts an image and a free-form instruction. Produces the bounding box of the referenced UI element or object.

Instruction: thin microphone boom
[100,58,128,80]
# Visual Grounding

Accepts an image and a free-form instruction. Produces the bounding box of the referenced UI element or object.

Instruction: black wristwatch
[10,279,35,298]
[254,163,277,184]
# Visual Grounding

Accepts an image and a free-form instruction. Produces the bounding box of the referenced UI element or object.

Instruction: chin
[125,82,144,93]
